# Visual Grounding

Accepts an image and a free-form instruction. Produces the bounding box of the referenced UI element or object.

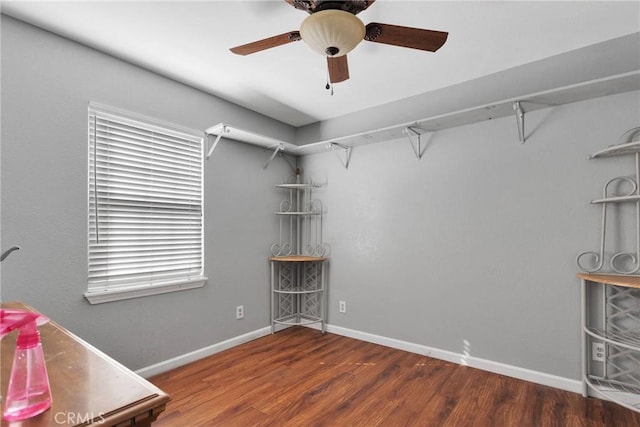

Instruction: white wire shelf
[273,289,323,295]
[586,376,640,412]
[205,123,298,153]
[275,211,321,216]
[591,194,640,204]
[207,72,639,159]
[590,141,640,159]
[273,314,323,326]
[275,183,322,189]
[585,327,640,352]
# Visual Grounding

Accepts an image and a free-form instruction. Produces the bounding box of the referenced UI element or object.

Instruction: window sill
[84,277,207,305]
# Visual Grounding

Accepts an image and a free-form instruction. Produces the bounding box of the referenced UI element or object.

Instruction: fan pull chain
[325,81,333,95]
[325,70,334,96]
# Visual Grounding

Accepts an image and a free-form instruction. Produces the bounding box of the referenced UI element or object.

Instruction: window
[86,103,206,304]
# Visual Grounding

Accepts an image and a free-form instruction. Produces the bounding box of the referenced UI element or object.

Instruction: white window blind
[86,103,206,304]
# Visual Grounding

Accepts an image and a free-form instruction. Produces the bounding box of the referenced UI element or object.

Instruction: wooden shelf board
[270,255,326,262]
[578,273,640,289]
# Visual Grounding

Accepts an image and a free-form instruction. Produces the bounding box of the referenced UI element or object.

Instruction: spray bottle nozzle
[0,309,48,340]
[0,309,52,420]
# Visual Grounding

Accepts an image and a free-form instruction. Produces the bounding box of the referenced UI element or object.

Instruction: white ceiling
[2,1,639,127]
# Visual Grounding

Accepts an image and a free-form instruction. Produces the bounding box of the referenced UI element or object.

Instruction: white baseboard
[135,326,271,378]
[136,322,582,395]
[326,324,583,394]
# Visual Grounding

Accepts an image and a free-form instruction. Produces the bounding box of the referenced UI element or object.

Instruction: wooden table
[1,302,170,426]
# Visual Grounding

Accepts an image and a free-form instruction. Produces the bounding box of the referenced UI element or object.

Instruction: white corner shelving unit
[578,130,640,413]
[269,171,328,333]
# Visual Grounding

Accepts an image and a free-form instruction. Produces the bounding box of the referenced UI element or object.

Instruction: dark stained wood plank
[443,366,504,426]
[149,327,640,426]
[377,358,457,425]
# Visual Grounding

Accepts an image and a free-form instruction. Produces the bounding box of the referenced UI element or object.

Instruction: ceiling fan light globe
[300,10,365,57]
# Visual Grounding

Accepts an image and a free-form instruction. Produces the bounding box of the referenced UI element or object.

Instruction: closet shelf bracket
[513,101,526,144]
[404,125,429,159]
[513,100,555,144]
[328,142,352,169]
[264,143,285,169]
[205,125,228,159]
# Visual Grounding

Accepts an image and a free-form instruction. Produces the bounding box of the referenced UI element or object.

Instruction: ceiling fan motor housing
[299,9,365,57]
[293,0,372,15]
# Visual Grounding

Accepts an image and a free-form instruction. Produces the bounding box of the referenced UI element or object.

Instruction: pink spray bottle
[0,309,53,421]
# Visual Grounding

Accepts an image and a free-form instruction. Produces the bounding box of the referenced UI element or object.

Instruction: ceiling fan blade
[328,55,349,83]
[230,31,301,55]
[365,23,448,52]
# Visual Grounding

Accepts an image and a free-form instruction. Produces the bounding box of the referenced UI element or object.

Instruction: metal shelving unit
[579,273,640,412]
[577,128,640,413]
[270,172,328,333]
[270,255,326,332]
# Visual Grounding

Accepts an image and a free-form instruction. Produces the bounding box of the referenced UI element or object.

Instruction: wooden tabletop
[577,273,640,289]
[1,302,170,426]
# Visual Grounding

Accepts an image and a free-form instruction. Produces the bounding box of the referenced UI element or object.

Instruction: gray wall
[1,16,295,370]
[300,90,639,380]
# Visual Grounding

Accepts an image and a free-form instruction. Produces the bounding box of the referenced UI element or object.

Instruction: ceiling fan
[230,0,448,85]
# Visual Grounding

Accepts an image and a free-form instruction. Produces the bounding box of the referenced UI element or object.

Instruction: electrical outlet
[339,300,346,313]
[236,305,244,319]
[592,342,605,362]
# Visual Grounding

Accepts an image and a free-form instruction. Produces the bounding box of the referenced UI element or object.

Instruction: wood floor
[149,327,640,426]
